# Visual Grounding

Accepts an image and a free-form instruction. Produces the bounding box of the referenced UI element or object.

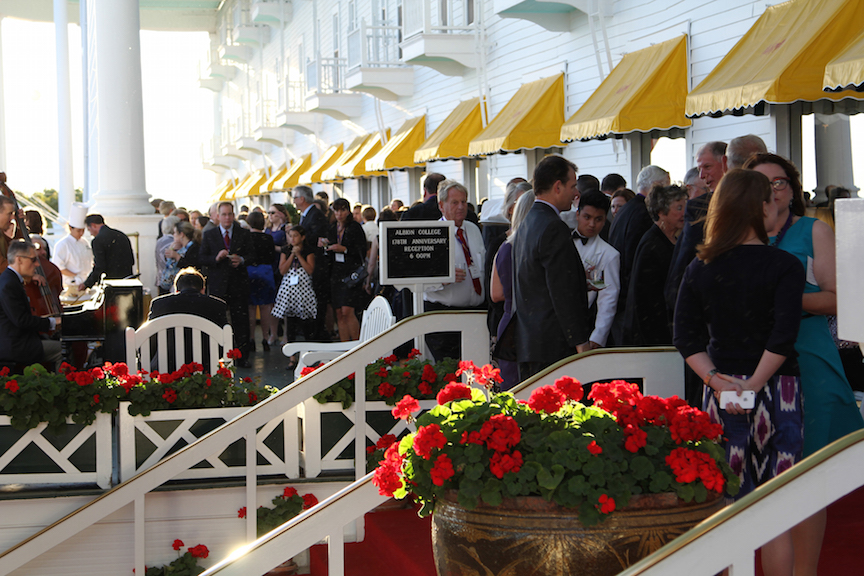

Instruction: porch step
[308,502,436,576]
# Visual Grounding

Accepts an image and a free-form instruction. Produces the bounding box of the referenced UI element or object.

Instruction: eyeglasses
[20,255,38,263]
[770,178,791,191]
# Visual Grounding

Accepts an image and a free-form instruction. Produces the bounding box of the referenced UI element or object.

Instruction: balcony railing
[256,99,278,127]
[403,0,477,39]
[347,20,403,70]
[278,80,307,112]
[306,57,348,94]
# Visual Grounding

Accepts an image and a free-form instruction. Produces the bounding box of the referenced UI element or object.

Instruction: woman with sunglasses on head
[744,153,864,576]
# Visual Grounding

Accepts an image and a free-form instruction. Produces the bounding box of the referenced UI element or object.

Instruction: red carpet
[307,502,436,576]
[305,487,864,576]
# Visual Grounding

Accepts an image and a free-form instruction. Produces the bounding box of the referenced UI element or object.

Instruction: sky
[0,18,216,212]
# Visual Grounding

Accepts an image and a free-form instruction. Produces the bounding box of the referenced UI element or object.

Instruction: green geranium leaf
[629,455,654,480]
[537,464,565,490]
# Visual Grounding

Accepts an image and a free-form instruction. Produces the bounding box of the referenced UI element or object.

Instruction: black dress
[327,219,367,309]
[624,224,675,345]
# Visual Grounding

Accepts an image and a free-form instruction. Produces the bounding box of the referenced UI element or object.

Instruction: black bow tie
[573,231,589,245]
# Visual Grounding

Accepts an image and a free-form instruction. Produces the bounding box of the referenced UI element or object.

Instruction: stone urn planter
[431,492,723,576]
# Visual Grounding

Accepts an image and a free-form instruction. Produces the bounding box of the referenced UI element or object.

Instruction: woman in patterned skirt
[674,169,805,576]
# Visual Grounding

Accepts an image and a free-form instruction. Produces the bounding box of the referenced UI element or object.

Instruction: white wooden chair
[282,295,396,379]
[125,314,234,374]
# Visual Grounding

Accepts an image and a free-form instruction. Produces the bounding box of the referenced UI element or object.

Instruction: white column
[54,0,75,222]
[0,17,7,172]
[814,113,855,195]
[86,0,153,215]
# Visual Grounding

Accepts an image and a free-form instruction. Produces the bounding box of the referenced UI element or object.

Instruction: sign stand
[379,221,456,358]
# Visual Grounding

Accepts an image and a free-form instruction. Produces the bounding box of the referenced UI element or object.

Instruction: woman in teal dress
[746,153,863,576]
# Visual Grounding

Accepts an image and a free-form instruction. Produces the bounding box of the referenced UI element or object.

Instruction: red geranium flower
[4,379,18,394]
[489,450,523,479]
[413,423,447,459]
[474,364,503,388]
[418,381,433,395]
[226,348,242,359]
[302,493,318,509]
[237,507,247,518]
[373,462,404,497]
[587,440,603,455]
[408,348,421,359]
[93,394,100,404]
[479,414,521,452]
[188,544,209,559]
[162,388,177,404]
[392,395,421,420]
[375,366,389,378]
[172,539,184,551]
[421,364,437,383]
[378,382,396,397]
[430,453,455,486]
[597,494,616,514]
[436,383,472,405]
[375,434,398,450]
[554,376,584,402]
[300,365,318,377]
[527,385,565,414]
[248,392,258,403]
[283,486,299,499]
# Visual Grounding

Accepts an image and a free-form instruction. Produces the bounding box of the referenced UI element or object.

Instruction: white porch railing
[347,20,404,70]
[402,0,477,39]
[0,311,488,576]
[278,79,306,112]
[307,57,348,94]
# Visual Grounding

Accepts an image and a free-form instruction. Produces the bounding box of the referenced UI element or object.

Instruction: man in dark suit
[199,202,252,366]
[293,185,330,340]
[0,241,62,370]
[78,214,135,290]
[149,267,228,325]
[607,165,670,345]
[401,173,446,221]
[514,155,590,381]
[148,267,229,369]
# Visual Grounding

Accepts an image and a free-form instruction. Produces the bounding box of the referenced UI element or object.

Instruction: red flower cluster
[587,440,603,455]
[455,361,502,389]
[67,369,95,387]
[489,450,523,479]
[527,385,565,414]
[172,539,184,551]
[418,381,433,395]
[407,348,422,359]
[382,354,398,366]
[0,366,10,377]
[4,379,18,393]
[188,544,209,559]
[302,493,318,509]
[299,365,318,377]
[375,366,389,378]
[413,423,447,459]
[666,447,726,492]
[117,373,143,393]
[596,494,616,514]
[237,507,246,518]
[479,414,521,452]
[216,366,232,379]
[103,361,129,377]
[443,373,458,383]
[226,348,242,360]
[248,392,258,403]
[378,382,396,397]
[554,376,584,402]
[93,394,100,404]
[668,405,724,444]
[373,461,404,496]
[430,453,455,486]
[283,486,298,498]
[162,388,177,404]
[376,434,398,451]
[436,382,472,405]
[392,395,420,420]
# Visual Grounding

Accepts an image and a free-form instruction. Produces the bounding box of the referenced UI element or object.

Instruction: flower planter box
[0,412,112,489]
[118,402,299,482]
[297,399,437,477]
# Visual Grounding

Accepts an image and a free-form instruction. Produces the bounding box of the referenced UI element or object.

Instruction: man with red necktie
[422,180,485,362]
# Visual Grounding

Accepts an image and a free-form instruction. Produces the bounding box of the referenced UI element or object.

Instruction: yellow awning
[212,179,234,202]
[321,135,371,182]
[686,0,864,117]
[263,164,287,192]
[469,73,565,156]
[244,169,270,197]
[335,131,388,179]
[561,36,690,142]
[221,174,252,202]
[415,99,484,163]
[366,116,426,171]
[276,154,313,190]
[299,144,344,185]
[824,29,864,92]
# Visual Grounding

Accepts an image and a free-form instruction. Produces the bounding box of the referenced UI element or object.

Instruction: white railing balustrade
[402,0,477,40]
[347,20,404,70]
[306,59,319,93]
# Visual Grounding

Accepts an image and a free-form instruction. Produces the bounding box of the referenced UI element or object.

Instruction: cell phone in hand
[720,390,755,410]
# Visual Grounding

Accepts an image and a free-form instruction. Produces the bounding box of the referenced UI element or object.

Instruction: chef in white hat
[51,202,93,296]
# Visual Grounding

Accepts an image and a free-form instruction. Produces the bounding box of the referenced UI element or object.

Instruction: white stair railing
[0,311,488,575]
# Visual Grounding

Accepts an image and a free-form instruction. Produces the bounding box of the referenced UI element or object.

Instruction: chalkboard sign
[380,221,455,285]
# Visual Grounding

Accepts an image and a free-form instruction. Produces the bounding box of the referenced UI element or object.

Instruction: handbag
[342,265,368,288]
